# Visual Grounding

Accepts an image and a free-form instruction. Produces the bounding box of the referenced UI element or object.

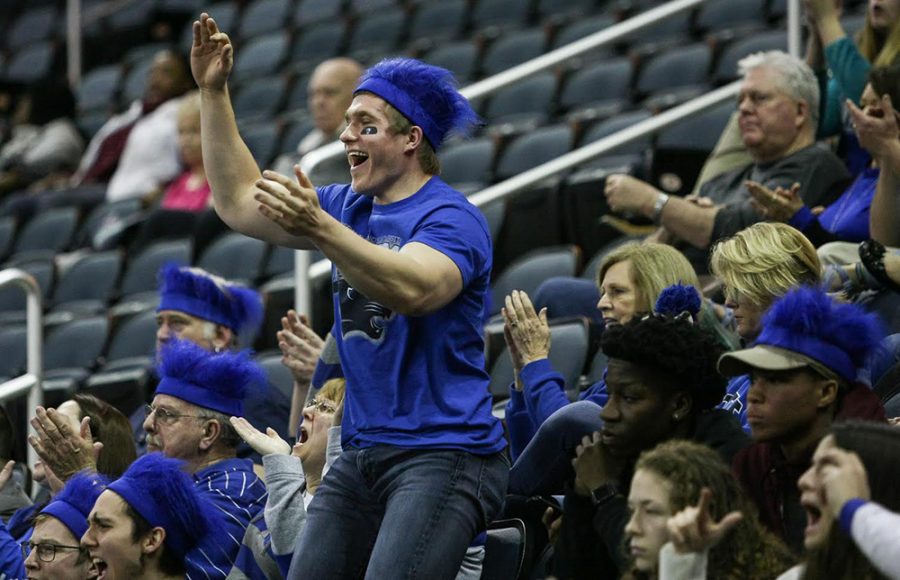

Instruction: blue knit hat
[354,58,479,150]
[654,283,702,321]
[107,453,219,561]
[155,338,265,417]
[718,286,885,383]
[41,471,109,540]
[156,264,263,337]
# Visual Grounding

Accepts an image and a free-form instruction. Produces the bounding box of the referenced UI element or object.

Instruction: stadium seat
[695,0,767,35]
[294,0,344,27]
[231,31,290,83]
[559,57,633,122]
[121,55,155,105]
[43,316,109,407]
[407,0,468,49]
[6,5,58,51]
[241,122,283,168]
[345,8,408,63]
[116,238,192,304]
[8,207,79,263]
[483,72,557,134]
[0,217,17,264]
[256,351,295,402]
[233,76,288,123]
[196,232,268,285]
[348,0,398,15]
[422,42,480,84]
[538,0,599,21]
[77,64,123,114]
[289,21,347,73]
[74,198,144,250]
[4,41,55,84]
[278,117,316,157]
[494,124,573,181]
[620,8,692,48]
[471,0,533,34]
[635,42,712,104]
[438,137,497,193]
[0,324,27,381]
[481,519,529,580]
[239,0,293,40]
[481,28,547,76]
[714,31,788,84]
[490,245,581,316]
[551,14,617,61]
[580,109,652,157]
[47,251,123,322]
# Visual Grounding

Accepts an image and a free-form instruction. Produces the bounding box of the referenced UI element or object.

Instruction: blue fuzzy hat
[718,286,885,383]
[41,471,109,540]
[156,264,263,337]
[107,453,219,561]
[354,58,479,150]
[155,338,265,417]
[654,283,702,321]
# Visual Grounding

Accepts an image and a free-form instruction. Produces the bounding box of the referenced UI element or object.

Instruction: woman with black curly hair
[551,311,749,580]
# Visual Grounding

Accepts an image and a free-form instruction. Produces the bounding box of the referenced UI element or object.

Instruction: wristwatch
[589,482,621,507]
[651,192,670,225]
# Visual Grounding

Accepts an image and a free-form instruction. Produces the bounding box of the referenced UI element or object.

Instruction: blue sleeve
[506,388,538,461]
[579,377,608,408]
[410,205,491,287]
[519,359,572,428]
[0,522,25,580]
[788,205,816,231]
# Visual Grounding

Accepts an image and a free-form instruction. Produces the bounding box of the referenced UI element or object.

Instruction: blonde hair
[709,222,821,307]
[317,378,346,407]
[177,90,201,121]
[598,243,700,312]
[859,13,900,68]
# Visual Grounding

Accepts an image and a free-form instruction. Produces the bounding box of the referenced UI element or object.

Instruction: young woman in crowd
[661,420,900,580]
[622,440,793,580]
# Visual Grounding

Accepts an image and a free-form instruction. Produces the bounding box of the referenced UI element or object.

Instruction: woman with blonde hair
[622,440,793,580]
[503,242,729,496]
[710,222,821,430]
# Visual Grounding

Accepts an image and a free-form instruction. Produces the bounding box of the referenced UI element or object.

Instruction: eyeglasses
[144,404,203,425]
[22,541,84,562]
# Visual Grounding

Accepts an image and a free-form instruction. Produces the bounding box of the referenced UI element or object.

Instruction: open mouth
[298,426,309,445]
[802,497,824,537]
[92,558,107,580]
[348,151,369,169]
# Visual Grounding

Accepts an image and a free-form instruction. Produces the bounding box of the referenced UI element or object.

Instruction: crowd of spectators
[0,1,900,579]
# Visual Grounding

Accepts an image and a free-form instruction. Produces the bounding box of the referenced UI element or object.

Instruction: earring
[214,345,223,354]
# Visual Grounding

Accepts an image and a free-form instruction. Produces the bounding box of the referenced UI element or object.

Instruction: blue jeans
[287,446,509,580]
[508,401,603,496]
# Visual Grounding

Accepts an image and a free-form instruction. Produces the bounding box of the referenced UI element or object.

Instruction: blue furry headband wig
[107,453,220,561]
[719,286,885,383]
[156,338,265,417]
[41,471,109,540]
[354,58,479,149]
[157,264,263,337]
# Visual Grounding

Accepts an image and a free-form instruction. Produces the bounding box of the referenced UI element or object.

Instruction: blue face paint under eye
[361,126,378,135]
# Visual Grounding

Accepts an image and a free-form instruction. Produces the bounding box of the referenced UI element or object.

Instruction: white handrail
[0,269,43,469]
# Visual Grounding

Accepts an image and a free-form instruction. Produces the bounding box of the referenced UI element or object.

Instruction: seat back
[0,325,27,379]
[43,316,109,372]
[118,239,192,298]
[490,246,580,316]
[481,519,529,580]
[197,233,268,285]
[52,251,123,309]
[13,207,79,256]
[438,138,496,192]
[106,309,159,363]
[495,124,572,181]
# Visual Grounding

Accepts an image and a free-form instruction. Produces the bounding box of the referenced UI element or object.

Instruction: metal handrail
[0,269,43,469]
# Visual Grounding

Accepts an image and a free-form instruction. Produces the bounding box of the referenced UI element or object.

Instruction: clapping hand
[255,167,325,239]
[191,13,234,91]
[278,309,325,383]
[28,407,100,483]
[848,94,900,161]
[502,290,550,369]
[747,181,803,222]
[666,488,743,554]
[230,416,291,456]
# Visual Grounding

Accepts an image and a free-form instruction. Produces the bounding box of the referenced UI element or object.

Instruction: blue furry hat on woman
[156,264,263,338]
[106,453,221,560]
[718,286,885,383]
[155,338,265,417]
[353,58,479,150]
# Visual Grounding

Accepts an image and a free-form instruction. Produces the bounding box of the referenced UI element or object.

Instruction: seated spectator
[152,264,291,449]
[660,421,900,580]
[0,80,83,196]
[0,407,29,523]
[748,64,900,247]
[272,57,362,185]
[551,311,748,579]
[710,222,822,428]
[83,453,222,580]
[21,472,107,580]
[623,440,792,579]
[505,243,730,496]
[719,286,885,552]
[604,51,849,274]
[228,378,345,579]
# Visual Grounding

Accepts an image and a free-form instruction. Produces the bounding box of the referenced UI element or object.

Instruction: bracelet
[652,192,670,225]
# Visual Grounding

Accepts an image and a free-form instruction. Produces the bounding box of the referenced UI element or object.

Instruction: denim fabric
[287,446,509,580]
[508,400,603,496]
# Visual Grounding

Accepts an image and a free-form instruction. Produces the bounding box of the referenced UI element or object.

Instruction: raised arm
[191,13,314,249]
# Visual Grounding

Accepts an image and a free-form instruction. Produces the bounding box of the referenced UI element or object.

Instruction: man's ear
[212,325,233,351]
[405,125,424,153]
[142,527,166,556]
[671,391,693,422]
[817,378,839,410]
[796,99,809,130]
[198,418,221,451]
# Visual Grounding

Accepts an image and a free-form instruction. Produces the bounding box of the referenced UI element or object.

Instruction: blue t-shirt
[317,177,506,454]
